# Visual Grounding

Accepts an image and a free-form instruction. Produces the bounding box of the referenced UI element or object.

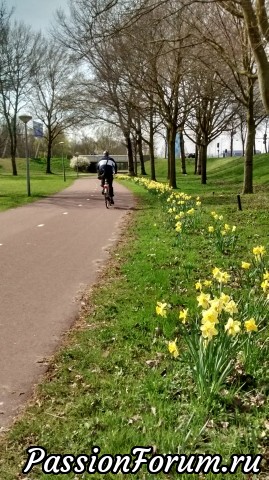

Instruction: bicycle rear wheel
[105,193,110,208]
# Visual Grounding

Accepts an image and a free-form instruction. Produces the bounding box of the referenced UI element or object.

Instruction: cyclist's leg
[100,176,105,194]
[108,177,114,197]
[108,177,114,204]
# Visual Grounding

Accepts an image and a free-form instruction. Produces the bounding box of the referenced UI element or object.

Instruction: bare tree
[30,40,83,174]
[0,16,41,175]
[188,3,266,192]
[186,69,237,184]
[214,0,269,115]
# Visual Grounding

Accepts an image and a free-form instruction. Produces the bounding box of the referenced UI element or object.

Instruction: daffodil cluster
[253,245,266,262]
[117,175,171,198]
[164,266,261,401]
[240,246,269,299]
[208,212,237,253]
[261,270,269,298]
[196,273,258,342]
[166,192,202,233]
[166,264,260,361]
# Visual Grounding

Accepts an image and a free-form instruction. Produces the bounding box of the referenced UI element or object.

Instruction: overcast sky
[10,0,69,32]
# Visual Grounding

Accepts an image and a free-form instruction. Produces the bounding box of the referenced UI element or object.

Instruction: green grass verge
[0,157,80,211]
[0,155,269,478]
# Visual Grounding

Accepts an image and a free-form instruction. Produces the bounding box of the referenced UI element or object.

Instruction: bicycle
[103,179,113,208]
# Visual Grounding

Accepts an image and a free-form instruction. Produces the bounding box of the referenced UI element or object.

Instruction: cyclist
[96,150,117,204]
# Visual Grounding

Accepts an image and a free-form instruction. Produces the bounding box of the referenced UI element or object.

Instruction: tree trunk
[243,81,255,194]
[46,140,53,174]
[179,129,187,174]
[195,131,201,175]
[230,131,234,157]
[149,116,156,181]
[194,145,198,174]
[166,128,170,180]
[7,120,17,175]
[10,133,17,176]
[133,135,137,176]
[201,143,207,184]
[197,145,202,175]
[11,155,17,176]
[125,133,135,176]
[137,127,146,175]
[240,0,269,114]
[240,123,245,156]
[167,125,177,189]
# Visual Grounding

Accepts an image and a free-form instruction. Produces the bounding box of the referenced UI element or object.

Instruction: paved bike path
[0,177,134,430]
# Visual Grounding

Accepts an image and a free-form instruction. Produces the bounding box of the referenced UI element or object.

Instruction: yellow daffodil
[179,308,188,324]
[187,208,195,215]
[201,307,219,324]
[212,267,230,284]
[253,245,266,259]
[241,261,251,270]
[168,340,179,358]
[208,226,214,233]
[197,292,211,309]
[244,318,258,332]
[196,201,201,207]
[224,224,230,231]
[225,318,241,336]
[220,292,231,305]
[219,271,230,284]
[195,280,202,291]
[232,226,236,232]
[223,300,238,315]
[156,302,167,317]
[209,297,224,314]
[203,280,212,287]
[261,280,269,292]
[175,222,182,232]
[263,270,269,280]
[212,266,221,278]
[200,321,218,340]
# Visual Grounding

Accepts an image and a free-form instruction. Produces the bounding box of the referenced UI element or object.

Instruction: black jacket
[97,156,117,178]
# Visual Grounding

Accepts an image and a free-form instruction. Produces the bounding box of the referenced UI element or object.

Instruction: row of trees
[54,0,269,192]
[1,0,269,192]
[0,3,84,175]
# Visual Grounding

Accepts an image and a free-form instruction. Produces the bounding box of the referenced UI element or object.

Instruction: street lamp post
[59,141,66,181]
[75,152,79,177]
[19,115,32,196]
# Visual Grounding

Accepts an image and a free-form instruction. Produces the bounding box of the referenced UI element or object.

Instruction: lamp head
[19,115,32,124]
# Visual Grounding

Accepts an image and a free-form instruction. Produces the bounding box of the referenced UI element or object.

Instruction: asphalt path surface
[0,177,134,430]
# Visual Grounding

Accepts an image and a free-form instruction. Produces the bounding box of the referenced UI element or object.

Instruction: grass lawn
[0,154,269,479]
[0,157,80,211]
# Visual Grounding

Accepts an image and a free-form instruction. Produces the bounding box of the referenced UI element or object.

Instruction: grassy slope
[0,155,268,479]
